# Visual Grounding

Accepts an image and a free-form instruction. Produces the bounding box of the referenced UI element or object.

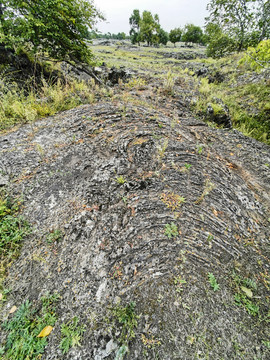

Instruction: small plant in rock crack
[111,301,139,346]
[60,317,86,354]
[184,163,192,170]
[164,223,179,239]
[115,175,126,185]
[231,271,260,316]
[46,229,63,244]
[208,272,220,291]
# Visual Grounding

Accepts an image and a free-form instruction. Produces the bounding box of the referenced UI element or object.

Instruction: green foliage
[158,28,169,46]
[169,28,182,46]
[205,23,236,58]
[182,24,204,44]
[115,175,126,185]
[232,272,260,316]
[0,77,95,130]
[239,40,270,70]
[1,294,59,359]
[0,0,103,64]
[208,273,220,291]
[0,194,30,280]
[111,302,139,345]
[129,9,167,46]
[129,9,141,44]
[60,317,86,354]
[139,11,160,46]
[205,0,269,56]
[164,223,179,239]
[46,229,63,244]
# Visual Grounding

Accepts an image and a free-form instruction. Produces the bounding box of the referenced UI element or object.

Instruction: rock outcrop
[0,94,269,358]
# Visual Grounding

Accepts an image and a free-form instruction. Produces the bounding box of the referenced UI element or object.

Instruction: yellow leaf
[0,293,3,301]
[9,306,17,314]
[241,286,253,298]
[37,325,53,338]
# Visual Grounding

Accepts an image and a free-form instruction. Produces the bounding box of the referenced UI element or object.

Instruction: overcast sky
[94,0,210,34]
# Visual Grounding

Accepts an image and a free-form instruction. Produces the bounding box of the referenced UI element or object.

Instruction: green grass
[60,317,86,354]
[0,193,30,283]
[0,293,59,359]
[111,301,139,345]
[0,78,96,131]
[231,272,260,316]
[164,223,179,239]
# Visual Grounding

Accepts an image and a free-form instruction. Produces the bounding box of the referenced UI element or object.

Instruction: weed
[111,301,139,345]
[60,317,86,354]
[0,194,30,281]
[208,273,220,291]
[164,223,179,239]
[163,69,175,95]
[184,163,192,170]
[174,276,187,293]
[1,293,59,359]
[160,192,185,211]
[0,77,95,131]
[195,180,215,204]
[157,138,168,161]
[231,271,260,316]
[46,229,63,244]
[141,334,161,349]
[115,175,126,185]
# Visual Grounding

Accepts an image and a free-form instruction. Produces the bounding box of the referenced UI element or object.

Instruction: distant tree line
[129,9,206,47]
[128,1,269,58]
[87,31,128,40]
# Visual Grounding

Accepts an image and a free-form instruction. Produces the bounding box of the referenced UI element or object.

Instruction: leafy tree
[158,28,169,46]
[206,0,269,56]
[204,22,236,57]
[0,0,103,64]
[169,28,182,47]
[139,11,160,46]
[182,24,204,44]
[129,9,141,44]
[206,0,255,52]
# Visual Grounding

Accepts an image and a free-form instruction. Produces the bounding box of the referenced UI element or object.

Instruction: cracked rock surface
[0,93,270,358]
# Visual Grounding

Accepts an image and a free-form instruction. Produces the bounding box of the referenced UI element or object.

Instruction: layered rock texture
[0,47,269,359]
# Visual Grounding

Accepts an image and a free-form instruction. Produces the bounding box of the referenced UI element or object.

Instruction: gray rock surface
[0,98,269,358]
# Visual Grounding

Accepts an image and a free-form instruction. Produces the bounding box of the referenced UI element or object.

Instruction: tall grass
[0,78,96,131]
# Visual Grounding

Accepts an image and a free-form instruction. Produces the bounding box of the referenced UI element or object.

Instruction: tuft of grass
[60,317,86,354]
[115,175,126,185]
[0,78,96,131]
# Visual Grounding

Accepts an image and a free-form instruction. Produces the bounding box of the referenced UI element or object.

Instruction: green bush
[239,40,270,71]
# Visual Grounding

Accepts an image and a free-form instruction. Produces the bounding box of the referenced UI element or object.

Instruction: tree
[182,24,204,44]
[129,9,141,44]
[206,0,256,52]
[204,23,236,57]
[139,11,160,46]
[169,28,182,47]
[0,0,103,64]
[158,28,169,46]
